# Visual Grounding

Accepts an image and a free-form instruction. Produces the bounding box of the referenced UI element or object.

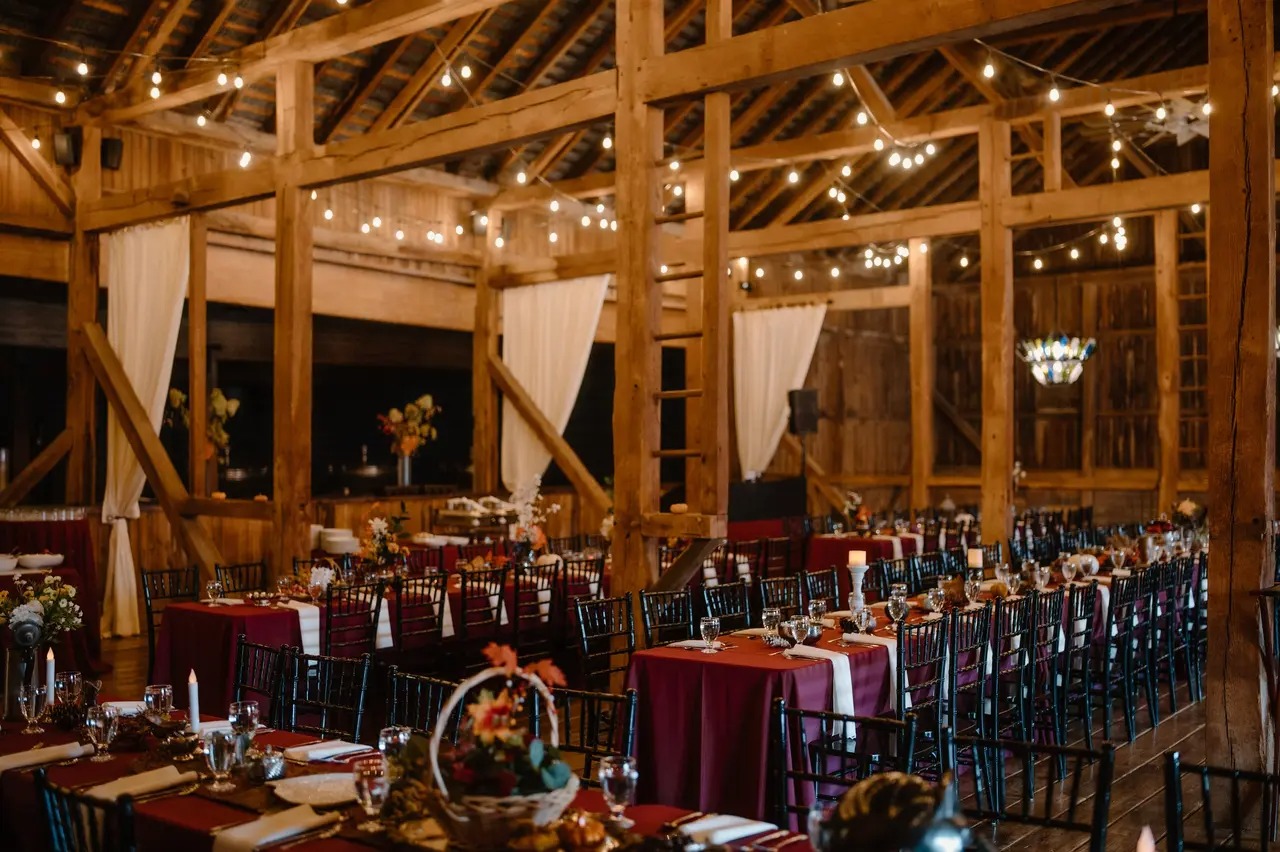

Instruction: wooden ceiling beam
[182,0,238,69]
[124,0,198,91]
[316,36,414,143]
[84,0,516,124]
[847,66,897,122]
[439,1,563,115]
[641,0,1132,103]
[0,78,78,109]
[102,0,172,94]
[211,0,314,121]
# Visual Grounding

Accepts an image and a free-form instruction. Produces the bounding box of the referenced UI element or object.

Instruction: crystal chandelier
[1017,334,1097,386]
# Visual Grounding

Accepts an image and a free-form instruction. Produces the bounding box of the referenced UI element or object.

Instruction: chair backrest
[404,547,443,576]
[141,567,199,634]
[1064,581,1099,651]
[949,604,992,725]
[915,552,948,591]
[873,557,913,599]
[758,576,802,619]
[639,588,694,646]
[529,686,638,787]
[513,562,561,660]
[731,539,767,581]
[1165,750,1280,852]
[702,581,752,631]
[457,543,501,564]
[1105,574,1141,650]
[561,555,605,602]
[215,561,267,594]
[943,547,967,575]
[36,768,137,852]
[769,697,917,830]
[1030,587,1066,664]
[386,667,462,741]
[802,568,839,611]
[281,649,373,743]
[981,541,1004,568]
[547,534,582,555]
[993,593,1036,672]
[895,616,949,722]
[944,730,1115,852]
[456,565,509,640]
[392,574,448,653]
[323,581,387,657]
[657,544,680,575]
[575,593,635,690]
[763,537,793,578]
[233,634,286,727]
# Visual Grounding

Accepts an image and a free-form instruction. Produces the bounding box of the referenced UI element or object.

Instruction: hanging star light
[1017,334,1097,386]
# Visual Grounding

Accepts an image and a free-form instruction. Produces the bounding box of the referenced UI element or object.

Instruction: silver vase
[396,454,413,487]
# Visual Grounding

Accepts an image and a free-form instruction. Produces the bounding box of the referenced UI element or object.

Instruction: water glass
[1034,564,1051,591]
[1110,549,1126,571]
[1007,571,1023,596]
[205,580,224,604]
[1061,558,1078,584]
[203,729,237,792]
[853,607,875,634]
[54,671,83,706]
[885,585,910,624]
[353,757,390,832]
[228,700,260,749]
[84,705,118,762]
[964,574,983,605]
[307,582,325,605]
[699,616,721,652]
[17,685,45,734]
[378,725,413,781]
[924,587,947,612]
[807,599,828,623]
[598,755,639,826]
[761,607,783,638]
[143,684,174,724]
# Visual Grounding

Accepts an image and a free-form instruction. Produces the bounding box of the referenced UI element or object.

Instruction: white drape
[500,275,610,494]
[733,304,827,480]
[101,219,190,637]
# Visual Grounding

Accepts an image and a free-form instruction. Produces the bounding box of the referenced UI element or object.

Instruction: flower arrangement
[378,395,442,458]
[0,574,83,647]
[1172,498,1207,531]
[360,506,409,566]
[164,387,241,461]
[510,475,560,553]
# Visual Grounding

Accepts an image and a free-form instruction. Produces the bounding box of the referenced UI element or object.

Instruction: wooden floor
[100,636,1207,849]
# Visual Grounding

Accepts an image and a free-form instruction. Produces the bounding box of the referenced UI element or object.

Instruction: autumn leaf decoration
[481,642,566,688]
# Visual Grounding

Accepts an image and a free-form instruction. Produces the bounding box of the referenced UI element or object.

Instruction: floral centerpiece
[164,387,241,465]
[0,575,83,686]
[378,395,441,487]
[1172,498,1207,533]
[509,475,560,560]
[360,506,409,572]
[383,644,578,850]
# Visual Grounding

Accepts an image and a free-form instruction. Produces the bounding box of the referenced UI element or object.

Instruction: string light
[669,160,680,171]
[1070,247,1080,260]
[841,164,852,177]
[151,69,162,85]
[855,111,868,125]
[1033,257,1043,270]
[372,216,382,228]
[581,215,590,227]
[1201,101,1212,115]
[426,229,436,240]
[76,60,89,76]
[893,255,903,265]
[196,114,206,127]
[794,270,804,281]
[1190,203,1201,214]
[596,203,605,214]
[828,187,838,198]
[610,220,617,231]
[1111,139,1122,152]
[233,75,244,89]
[1112,216,1122,228]
[787,170,800,183]
[395,229,405,241]
[323,208,334,220]
[1110,157,1120,170]
[832,71,844,86]
[1098,233,1108,245]
[888,152,901,166]
[549,199,559,212]
[149,86,161,99]
[959,256,969,268]
[238,150,251,168]
[874,257,884,267]
[1048,83,1060,102]
[310,190,317,200]
[456,224,465,235]
[673,184,683,197]
[982,58,995,79]
[918,242,928,254]
[599,218,608,229]
[1155,103,1167,121]
[873,138,885,151]
[1273,84,1279,97]
[54,90,65,104]
[1104,101,1115,117]
[902,157,914,170]
[361,222,371,234]
[516,171,527,184]
[913,152,924,165]
[479,214,489,226]
[925,143,936,156]
[494,236,504,248]
[460,64,472,79]
[602,135,612,150]
[660,265,669,274]
[441,72,452,87]
[30,134,39,150]
[865,259,873,268]
[549,231,558,243]
[217,71,228,86]
[864,248,874,258]
[755,267,764,278]
[730,169,740,181]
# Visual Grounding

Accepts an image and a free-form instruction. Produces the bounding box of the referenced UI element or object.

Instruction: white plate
[17,553,63,569]
[268,773,357,807]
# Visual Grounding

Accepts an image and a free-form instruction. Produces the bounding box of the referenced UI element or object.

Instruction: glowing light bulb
[1099,233,1109,245]
[435,232,444,244]
[1110,157,1120,170]
[864,248,874,259]
[841,213,849,220]
[54,90,66,104]
[1111,139,1122,152]
[959,256,969,268]
[233,75,243,89]
[549,199,559,212]
[902,157,913,170]
[830,266,840,278]
[865,259,873,268]
[1033,258,1043,270]
[897,245,909,257]
[372,216,382,228]
[516,171,527,184]
[1156,104,1167,121]
[669,160,680,171]
[479,214,489,226]
[395,229,404,241]
[787,170,799,183]
[1273,85,1279,97]
[1070,247,1079,260]
[581,215,590,227]
[873,138,884,151]
[549,231,558,243]
[982,61,995,79]
[460,64,472,79]
[793,269,803,281]
[1104,101,1115,117]
[151,70,162,85]
[324,208,333,220]
[888,152,901,166]
[673,184,683,197]
[919,242,928,254]
[841,164,852,177]
[1116,226,1125,236]
[456,224,465,235]
[196,114,207,127]
[441,73,452,87]
[1112,216,1122,228]
[610,220,617,231]
[238,150,251,167]
[599,218,608,229]
[217,72,228,87]
[754,267,764,278]
[925,143,936,156]
[149,86,161,99]
[874,257,883,267]
[1190,203,1201,214]
[660,265,669,274]
[1048,86,1060,102]
[914,152,924,165]
[76,61,88,76]
[1201,101,1211,115]
[828,187,838,199]
[310,190,317,201]
[730,169,740,182]
[602,135,612,150]
[837,191,846,203]
[30,135,40,150]
[832,72,844,86]
[856,111,868,126]
[361,222,371,234]
[596,203,605,214]
[494,236,504,248]
[893,255,902,265]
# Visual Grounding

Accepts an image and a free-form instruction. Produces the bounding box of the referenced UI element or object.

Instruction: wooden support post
[1079,279,1097,509]
[613,0,665,599]
[1206,0,1275,779]
[908,237,933,511]
[978,119,1014,546]
[681,175,705,506]
[1154,209,1180,512]
[66,126,102,505]
[472,207,502,495]
[188,213,209,497]
[1041,111,1063,192]
[271,62,315,578]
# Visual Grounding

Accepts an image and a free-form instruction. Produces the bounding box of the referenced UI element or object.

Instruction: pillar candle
[967,548,984,570]
[848,550,867,567]
[187,670,201,734]
[44,649,55,705]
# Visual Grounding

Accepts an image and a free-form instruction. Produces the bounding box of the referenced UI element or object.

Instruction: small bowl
[17,553,63,569]
[245,592,274,607]
[0,554,17,571]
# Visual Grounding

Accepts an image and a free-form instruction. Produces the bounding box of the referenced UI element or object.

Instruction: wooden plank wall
[0,104,70,225]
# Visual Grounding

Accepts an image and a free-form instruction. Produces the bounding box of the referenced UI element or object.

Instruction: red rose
[494,770,518,797]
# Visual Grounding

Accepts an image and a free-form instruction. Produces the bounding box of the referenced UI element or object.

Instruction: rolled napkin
[0,742,92,772]
[733,628,773,637]
[679,814,778,846]
[282,740,368,762]
[217,598,245,606]
[668,639,723,650]
[87,765,198,801]
[1112,568,1132,578]
[104,700,147,716]
[781,644,856,716]
[922,611,945,622]
[212,804,341,852]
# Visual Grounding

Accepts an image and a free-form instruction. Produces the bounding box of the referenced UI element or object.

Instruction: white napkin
[292,597,394,656]
[200,719,235,734]
[1112,568,1132,578]
[0,742,92,772]
[218,598,245,606]
[668,639,723,650]
[679,814,778,846]
[212,805,341,852]
[104,700,146,716]
[782,644,856,716]
[282,740,367,761]
[87,765,198,801]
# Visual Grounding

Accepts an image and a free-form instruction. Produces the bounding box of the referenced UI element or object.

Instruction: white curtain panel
[733,304,827,480]
[500,275,610,494]
[101,218,190,637]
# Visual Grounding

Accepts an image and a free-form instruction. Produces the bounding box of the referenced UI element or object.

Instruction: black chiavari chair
[873,557,914,599]
[803,568,840,612]
[702,581,752,631]
[529,686,638,788]
[386,667,462,741]
[214,561,267,594]
[233,634,286,727]
[560,554,605,644]
[575,593,635,691]
[141,566,199,681]
[547,534,582,555]
[1095,573,1141,742]
[36,768,137,852]
[764,537,794,578]
[513,561,560,662]
[991,593,1037,744]
[323,580,387,658]
[1060,581,1099,749]
[895,616,949,772]
[404,546,443,576]
[1156,557,1201,709]
[916,552,948,591]
[769,698,917,831]
[458,543,501,564]
[1029,586,1066,756]
[388,574,448,669]
[657,543,680,575]
[638,588,694,647]
[1165,750,1280,852]
[280,648,374,743]
[948,603,994,809]
[1135,566,1163,729]
[980,542,1003,570]
[758,575,803,620]
[731,539,767,582]
[454,565,510,674]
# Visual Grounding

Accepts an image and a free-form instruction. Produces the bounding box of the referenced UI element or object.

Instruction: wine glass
[54,671,83,706]
[203,729,237,792]
[853,607,875,634]
[228,700,260,752]
[964,573,983,605]
[353,757,390,832]
[1110,549,1127,572]
[885,584,909,624]
[205,580,224,604]
[307,581,325,606]
[699,616,721,652]
[807,599,828,624]
[598,755,639,828]
[1034,564,1051,591]
[1007,571,1023,596]
[143,684,174,724]
[1061,558,1078,584]
[378,725,413,782]
[17,685,45,734]
[761,607,782,639]
[84,704,118,762]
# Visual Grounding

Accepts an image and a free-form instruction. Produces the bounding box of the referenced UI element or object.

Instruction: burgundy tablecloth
[727,519,786,541]
[628,632,892,821]
[0,519,104,668]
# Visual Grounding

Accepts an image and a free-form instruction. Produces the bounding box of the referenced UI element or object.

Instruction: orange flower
[468,689,517,744]
[483,643,519,674]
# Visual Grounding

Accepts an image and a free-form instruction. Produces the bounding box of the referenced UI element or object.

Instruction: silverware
[134,781,200,803]
[258,822,342,850]
[767,835,808,849]
[668,811,706,828]
[748,829,790,849]
[206,818,253,835]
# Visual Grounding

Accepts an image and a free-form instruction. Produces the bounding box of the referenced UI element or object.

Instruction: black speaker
[53,127,82,167]
[101,138,123,171]
[787,388,819,435]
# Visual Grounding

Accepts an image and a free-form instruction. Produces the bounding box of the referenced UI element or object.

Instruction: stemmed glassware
[885,584,910,624]
[964,573,983,606]
[54,671,82,706]
[852,607,875,634]
[378,725,413,782]
[143,684,174,724]
[1034,564,1051,591]
[84,705,119,762]
[203,729,237,792]
[1061,558,1078,584]
[598,755,639,828]
[17,685,45,734]
[699,617,721,653]
[205,580,224,605]
[807,599,828,624]
[353,757,390,832]
[1110,549,1127,572]
[228,700,260,754]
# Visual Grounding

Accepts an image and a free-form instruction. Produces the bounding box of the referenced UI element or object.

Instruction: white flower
[1176,498,1199,518]
[11,601,43,626]
[309,566,334,590]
